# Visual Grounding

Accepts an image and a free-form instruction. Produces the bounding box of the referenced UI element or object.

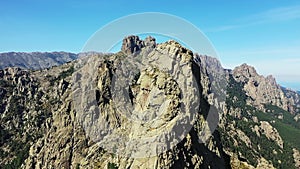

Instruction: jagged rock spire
[121,35,156,54]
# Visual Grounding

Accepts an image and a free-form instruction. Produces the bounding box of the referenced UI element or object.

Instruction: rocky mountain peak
[156,40,193,62]
[121,35,144,54]
[266,75,277,86]
[232,63,294,113]
[121,35,156,54]
[232,63,259,82]
[144,36,156,48]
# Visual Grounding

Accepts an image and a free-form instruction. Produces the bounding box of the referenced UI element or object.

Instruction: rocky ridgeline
[0,36,299,169]
[233,63,298,114]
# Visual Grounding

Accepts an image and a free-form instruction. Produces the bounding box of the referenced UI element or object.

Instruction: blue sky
[0,0,300,90]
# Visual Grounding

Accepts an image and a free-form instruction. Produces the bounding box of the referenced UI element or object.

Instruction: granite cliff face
[0,36,300,169]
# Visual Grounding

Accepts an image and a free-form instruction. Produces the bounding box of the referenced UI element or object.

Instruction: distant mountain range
[0,52,78,70]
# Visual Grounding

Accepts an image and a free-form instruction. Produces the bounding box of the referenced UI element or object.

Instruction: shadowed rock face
[121,35,145,54]
[0,36,300,169]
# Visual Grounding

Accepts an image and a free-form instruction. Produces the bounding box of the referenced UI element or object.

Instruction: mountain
[0,52,78,70]
[0,36,300,169]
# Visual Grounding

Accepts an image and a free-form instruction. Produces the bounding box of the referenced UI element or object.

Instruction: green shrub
[107,162,118,169]
[50,65,74,85]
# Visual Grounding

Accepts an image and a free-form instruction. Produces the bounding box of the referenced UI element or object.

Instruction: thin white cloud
[207,25,243,32]
[207,5,300,32]
[220,45,300,61]
[253,5,300,22]
[207,5,300,90]
[282,58,300,62]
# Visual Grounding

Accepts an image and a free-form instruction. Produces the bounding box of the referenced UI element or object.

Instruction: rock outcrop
[233,64,293,113]
[259,121,283,148]
[282,87,300,114]
[121,35,156,55]
[293,148,300,169]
